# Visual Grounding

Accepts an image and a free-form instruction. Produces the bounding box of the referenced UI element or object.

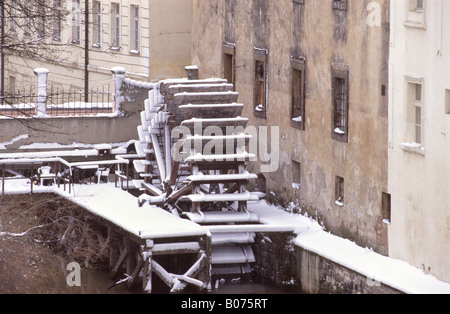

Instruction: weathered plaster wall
[388,0,450,283]
[192,0,389,254]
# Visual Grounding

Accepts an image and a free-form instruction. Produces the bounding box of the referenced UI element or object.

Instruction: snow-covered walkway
[55,183,207,240]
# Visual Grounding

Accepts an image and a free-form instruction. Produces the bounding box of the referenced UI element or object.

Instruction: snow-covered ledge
[400,142,425,156]
[111,67,126,112]
[33,68,50,117]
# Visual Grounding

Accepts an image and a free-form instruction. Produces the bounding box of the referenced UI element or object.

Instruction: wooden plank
[185,152,256,164]
[152,242,201,255]
[182,191,260,203]
[151,259,174,288]
[170,253,207,293]
[181,117,249,133]
[206,224,298,234]
[141,182,163,196]
[167,182,193,203]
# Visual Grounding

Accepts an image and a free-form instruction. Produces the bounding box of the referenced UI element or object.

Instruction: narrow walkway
[54,183,207,240]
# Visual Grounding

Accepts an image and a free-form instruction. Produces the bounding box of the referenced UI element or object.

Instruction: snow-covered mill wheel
[133,76,262,276]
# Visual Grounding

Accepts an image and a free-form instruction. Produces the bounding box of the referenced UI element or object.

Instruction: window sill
[331,129,348,143]
[130,49,140,55]
[291,118,305,131]
[254,106,267,119]
[400,142,425,155]
[92,44,101,49]
[403,20,427,30]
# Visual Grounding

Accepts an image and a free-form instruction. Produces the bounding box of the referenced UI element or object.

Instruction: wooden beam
[152,241,201,256]
[110,245,128,279]
[127,256,144,290]
[168,159,180,186]
[170,253,207,293]
[151,259,174,288]
[142,241,153,293]
[167,182,193,203]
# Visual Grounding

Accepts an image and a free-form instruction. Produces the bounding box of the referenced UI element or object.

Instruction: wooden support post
[108,229,121,275]
[142,239,154,293]
[126,241,137,277]
[127,249,145,290]
[110,243,128,279]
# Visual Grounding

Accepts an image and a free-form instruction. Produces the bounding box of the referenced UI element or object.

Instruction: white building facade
[5,0,193,92]
[388,0,450,283]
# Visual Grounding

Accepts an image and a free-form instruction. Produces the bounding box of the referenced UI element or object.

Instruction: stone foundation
[253,233,403,294]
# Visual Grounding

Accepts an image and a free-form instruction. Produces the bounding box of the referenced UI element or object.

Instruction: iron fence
[0,85,113,118]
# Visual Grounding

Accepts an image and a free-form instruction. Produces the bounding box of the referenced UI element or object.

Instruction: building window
[223,43,236,88]
[112,3,120,48]
[407,81,423,145]
[382,192,391,224]
[9,76,16,95]
[54,0,62,41]
[292,161,301,190]
[131,5,140,52]
[71,0,81,44]
[404,0,426,29]
[24,1,32,36]
[293,0,304,4]
[335,176,344,207]
[254,49,268,119]
[331,64,349,142]
[409,0,424,11]
[333,0,347,11]
[92,1,101,47]
[291,57,306,130]
[445,89,450,114]
[38,6,46,38]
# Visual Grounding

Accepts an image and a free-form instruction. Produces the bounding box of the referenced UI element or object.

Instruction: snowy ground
[1,178,449,294]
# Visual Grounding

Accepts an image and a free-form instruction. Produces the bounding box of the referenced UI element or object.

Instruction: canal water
[55,267,291,294]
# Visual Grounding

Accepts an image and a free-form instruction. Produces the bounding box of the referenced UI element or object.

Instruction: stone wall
[253,232,403,294]
[191,0,390,256]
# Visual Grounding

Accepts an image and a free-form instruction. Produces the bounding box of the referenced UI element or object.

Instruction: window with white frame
[131,5,140,52]
[54,0,62,41]
[406,79,424,146]
[92,1,101,47]
[111,3,120,48]
[405,0,426,29]
[71,0,81,44]
[409,0,424,11]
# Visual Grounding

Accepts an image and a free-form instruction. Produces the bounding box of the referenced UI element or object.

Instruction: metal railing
[0,85,113,118]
